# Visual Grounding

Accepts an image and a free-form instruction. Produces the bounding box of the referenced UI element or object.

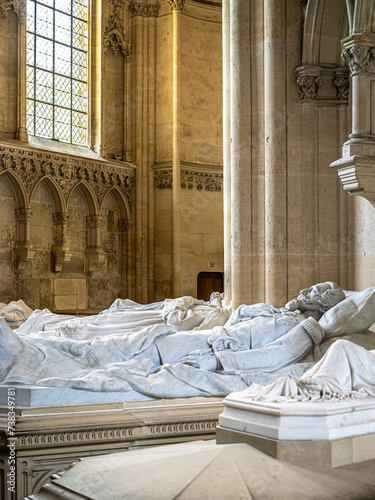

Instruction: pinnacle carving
[169,0,185,11]
[131,1,160,17]
[104,9,132,59]
[296,74,322,100]
[0,0,26,24]
[342,43,375,73]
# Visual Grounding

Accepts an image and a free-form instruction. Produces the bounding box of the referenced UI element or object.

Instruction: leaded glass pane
[26,0,88,145]
[56,0,72,15]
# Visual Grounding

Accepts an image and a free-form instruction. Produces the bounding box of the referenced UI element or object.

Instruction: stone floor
[31,439,375,500]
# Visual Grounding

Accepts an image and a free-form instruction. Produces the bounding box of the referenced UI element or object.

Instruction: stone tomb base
[216,392,375,468]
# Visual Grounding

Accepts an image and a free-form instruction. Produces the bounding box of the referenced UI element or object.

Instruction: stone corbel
[333,68,350,100]
[52,213,73,272]
[13,208,36,271]
[85,215,106,273]
[296,65,323,100]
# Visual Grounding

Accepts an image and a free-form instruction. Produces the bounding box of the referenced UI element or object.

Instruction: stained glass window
[26,0,88,145]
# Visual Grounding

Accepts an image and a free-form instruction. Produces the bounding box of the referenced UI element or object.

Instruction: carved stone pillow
[319,287,375,338]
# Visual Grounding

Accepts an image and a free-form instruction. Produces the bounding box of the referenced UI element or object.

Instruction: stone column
[170,0,184,297]
[147,13,157,302]
[222,0,231,306]
[13,208,35,270]
[118,218,129,299]
[17,7,28,142]
[52,212,73,272]
[85,215,105,273]
[229,0,252,310]
[264,0,287,307]
[331,33,375,206]
[91,0,105,157]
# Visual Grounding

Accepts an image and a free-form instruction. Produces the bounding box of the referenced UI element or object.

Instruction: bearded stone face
[297,282,344,313]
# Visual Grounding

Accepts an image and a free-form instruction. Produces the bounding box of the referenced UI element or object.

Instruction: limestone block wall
[0,11,18,140]
[180,5,222,164]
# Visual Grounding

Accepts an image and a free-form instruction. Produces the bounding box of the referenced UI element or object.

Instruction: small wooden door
[197,272,224,301]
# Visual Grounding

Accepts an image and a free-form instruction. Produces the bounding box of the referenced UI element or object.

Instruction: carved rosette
[0,0,26,24]
[104,15,132,60]
[296,74,322,100]
[130,1,160,17]
[342,43,375,74]
[169,0,185,10]
[333,70,349,101]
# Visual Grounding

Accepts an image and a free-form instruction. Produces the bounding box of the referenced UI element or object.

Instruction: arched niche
[0,173,17,301]
[303,0,349,66]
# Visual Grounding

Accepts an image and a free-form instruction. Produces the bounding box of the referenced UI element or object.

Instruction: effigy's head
[298,282,345,313]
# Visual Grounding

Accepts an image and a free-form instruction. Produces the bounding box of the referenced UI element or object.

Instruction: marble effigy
[217,338,375,467]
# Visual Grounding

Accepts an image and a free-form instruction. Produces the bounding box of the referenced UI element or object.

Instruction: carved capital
[131,1,159,17]
[52,212,70,227]
[86,215,102,229]
[342,43,375,74]
[169,0,185,10]
[333,69,350,101]
[0,0,26,24]
[296,66,322,100]
[15,208,32,223]
[155,170,173,189]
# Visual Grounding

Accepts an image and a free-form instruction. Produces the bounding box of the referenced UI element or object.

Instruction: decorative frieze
[130,1,160,17]
[0,144,135,206]
[169,0,185,10]
[154,164,223,192]
[0,0,26,24]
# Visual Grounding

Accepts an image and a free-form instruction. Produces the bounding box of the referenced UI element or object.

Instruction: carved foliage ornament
[104,15,132,59]
[296,75,322,100]
[342,43,375,73]
[131,1,160,17]
[169,0,185,10]
[0,0,26,23]
[0,146,135,206]
[155,169,223,192]
[334,73,350,100]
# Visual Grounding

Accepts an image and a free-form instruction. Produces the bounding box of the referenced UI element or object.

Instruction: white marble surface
[219,393,375,441]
